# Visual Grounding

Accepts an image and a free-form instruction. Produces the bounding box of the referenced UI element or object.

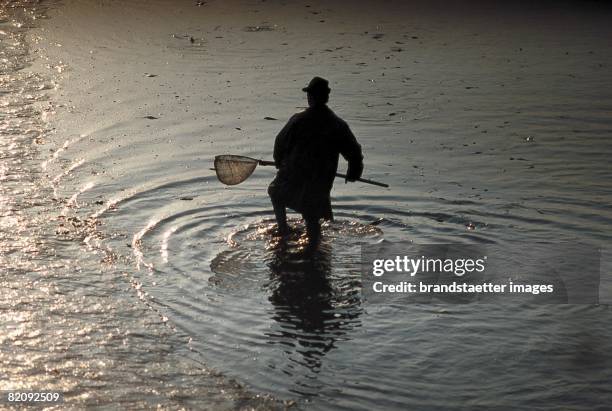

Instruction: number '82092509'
[5,391,62,403]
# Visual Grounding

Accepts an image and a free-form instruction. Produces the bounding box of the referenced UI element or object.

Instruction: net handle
[253,158,389,188]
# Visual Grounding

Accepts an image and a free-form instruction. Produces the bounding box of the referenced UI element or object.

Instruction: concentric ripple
[105,178,386,400]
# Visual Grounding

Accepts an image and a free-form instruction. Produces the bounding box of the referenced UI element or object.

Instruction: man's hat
[302,76,330,94]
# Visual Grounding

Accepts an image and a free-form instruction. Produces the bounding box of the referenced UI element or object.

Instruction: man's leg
[272,199,288,235]
[304,215,321,249]
[268,181,289,236]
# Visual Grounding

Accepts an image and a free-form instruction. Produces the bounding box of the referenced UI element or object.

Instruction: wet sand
[3,0,612,409]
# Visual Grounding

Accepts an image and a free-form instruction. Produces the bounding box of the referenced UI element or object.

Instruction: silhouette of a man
[268,76,363,247]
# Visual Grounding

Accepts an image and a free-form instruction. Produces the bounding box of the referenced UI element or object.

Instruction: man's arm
[273,116,295,169]
[339,122,364,181]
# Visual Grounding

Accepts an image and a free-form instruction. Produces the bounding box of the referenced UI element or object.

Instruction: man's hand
[345,161,364,183]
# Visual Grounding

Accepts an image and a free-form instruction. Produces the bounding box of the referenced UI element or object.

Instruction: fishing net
[214,155,258,185]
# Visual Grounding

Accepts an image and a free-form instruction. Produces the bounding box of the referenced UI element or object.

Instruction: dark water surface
[3,0,612,409]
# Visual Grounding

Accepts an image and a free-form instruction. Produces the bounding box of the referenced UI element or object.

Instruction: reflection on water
[204,219,379,399]
[266,241,362,391]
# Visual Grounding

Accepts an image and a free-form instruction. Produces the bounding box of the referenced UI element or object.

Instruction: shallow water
[4,0,612,409]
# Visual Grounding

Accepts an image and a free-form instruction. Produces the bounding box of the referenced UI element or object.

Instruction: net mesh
[214,155,258,185]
